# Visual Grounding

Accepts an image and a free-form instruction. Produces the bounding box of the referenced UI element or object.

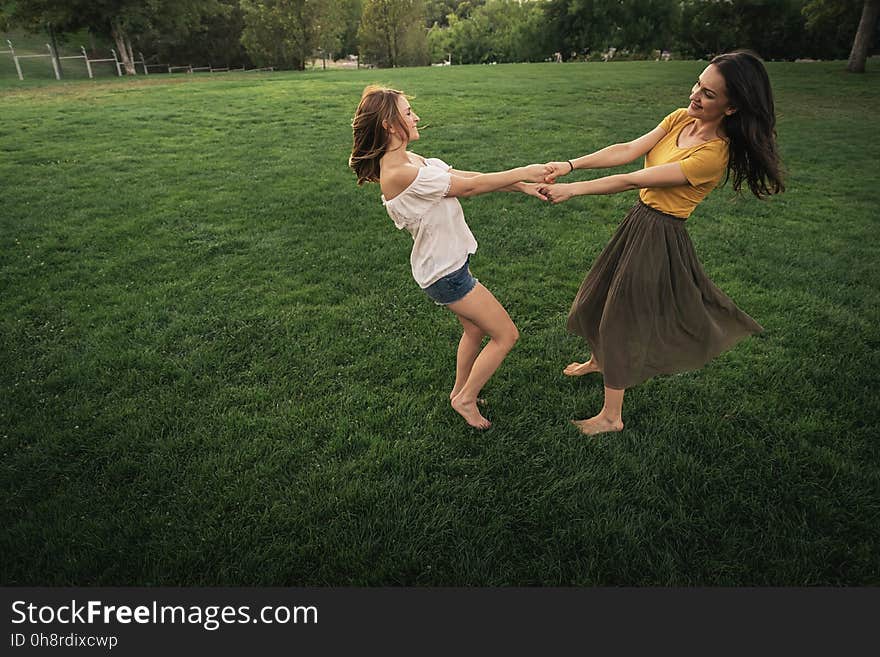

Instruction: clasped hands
[519,161,576,204]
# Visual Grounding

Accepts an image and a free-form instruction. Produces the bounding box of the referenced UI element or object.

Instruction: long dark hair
[349,85,410,186]
[711,51,785,198]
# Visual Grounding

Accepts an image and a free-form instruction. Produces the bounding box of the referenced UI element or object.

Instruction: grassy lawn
[1,61,878,585]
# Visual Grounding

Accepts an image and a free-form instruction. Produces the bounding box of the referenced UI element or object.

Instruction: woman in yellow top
[539,50,784,436]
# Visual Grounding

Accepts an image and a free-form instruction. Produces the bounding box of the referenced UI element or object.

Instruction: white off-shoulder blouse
[382,156,478,288]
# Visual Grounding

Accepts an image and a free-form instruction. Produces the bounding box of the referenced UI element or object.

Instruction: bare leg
[450,316,484,401]
[446,283,519,429]
[572,385,625,435]
[563,355,601,377]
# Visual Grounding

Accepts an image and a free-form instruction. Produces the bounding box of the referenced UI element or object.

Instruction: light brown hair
[349,85,410,186]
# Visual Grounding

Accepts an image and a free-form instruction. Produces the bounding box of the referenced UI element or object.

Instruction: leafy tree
[738,0,812,60]
[679,0,812,60]
[430,10,489,63]
[545,0,610,58]
[846,0,880,70]
[424,0,485,27]
[0,2,11,32]
[425,0,459,26]
[143,0,251,68]
[429,0,548,64]
[546,0,677,59]
[545,0,862,62]
[804,0,874,61]
[678,0,742,58]
[334,0,363,58]
[240,0,343,70]
[622,0,681,54]
[3,0,221,74]
[359,0,428,67]
[314,0,364,61]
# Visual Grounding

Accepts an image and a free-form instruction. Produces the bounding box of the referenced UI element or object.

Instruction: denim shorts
[423,256,478,305]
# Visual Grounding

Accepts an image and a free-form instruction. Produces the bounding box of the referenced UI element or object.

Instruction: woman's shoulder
[406,151,427,167]
[404,151,451,171]
[658,108,692,134]
[380,163,420,202]
[664,107,689,122]
[424,156,451,171]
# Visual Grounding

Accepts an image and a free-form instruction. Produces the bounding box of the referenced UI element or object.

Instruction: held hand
[522,163,555,183]
[518,183,549,201]
[537,183,574,204]
[544,161,573,183]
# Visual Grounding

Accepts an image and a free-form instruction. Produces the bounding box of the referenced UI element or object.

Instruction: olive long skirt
[566,200,762,390]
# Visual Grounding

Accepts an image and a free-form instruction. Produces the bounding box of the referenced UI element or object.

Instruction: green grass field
[1,61,878,585]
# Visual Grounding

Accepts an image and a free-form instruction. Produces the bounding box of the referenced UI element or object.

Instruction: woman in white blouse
[350,85,550,429]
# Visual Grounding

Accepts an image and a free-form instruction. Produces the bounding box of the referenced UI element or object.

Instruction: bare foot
[563,359,601,377]
[571,415,623,436]
[451,396,492,429]
[450,391,487,406]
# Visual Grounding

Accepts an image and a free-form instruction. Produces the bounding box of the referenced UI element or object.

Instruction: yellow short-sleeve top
[638,108,729,219]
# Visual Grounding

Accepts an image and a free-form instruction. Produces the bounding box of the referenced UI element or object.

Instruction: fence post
[8,40,24,80]
[81,46,93,78]
[110,48,122,76]
[47,43,61,80]
[139,52,148,75]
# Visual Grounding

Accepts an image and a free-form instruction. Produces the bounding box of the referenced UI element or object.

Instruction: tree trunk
[125,36,135,74]
[111,22,137,75]
[847,0,880,73]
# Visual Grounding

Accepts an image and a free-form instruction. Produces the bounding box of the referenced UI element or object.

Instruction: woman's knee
[493,322,519,350]
[510,323,520,345]
[459,317,485,341]
[463,324,484,341]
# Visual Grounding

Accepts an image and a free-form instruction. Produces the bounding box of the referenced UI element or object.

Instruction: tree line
[2,0,877,74]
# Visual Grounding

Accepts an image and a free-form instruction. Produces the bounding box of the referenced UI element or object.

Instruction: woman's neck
[690,117,725,141]
[381,139,410,168]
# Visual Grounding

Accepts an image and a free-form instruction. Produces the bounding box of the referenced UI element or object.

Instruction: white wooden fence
[2,40,273,80]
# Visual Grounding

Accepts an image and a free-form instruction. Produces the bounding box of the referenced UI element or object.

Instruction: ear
[724,106,737,116]
[381,119,393,133]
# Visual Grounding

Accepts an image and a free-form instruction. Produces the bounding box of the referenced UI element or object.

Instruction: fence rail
[2,40,273,80]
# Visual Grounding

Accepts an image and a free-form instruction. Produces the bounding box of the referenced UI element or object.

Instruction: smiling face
[390,94,420,143]
[687,64,736,122]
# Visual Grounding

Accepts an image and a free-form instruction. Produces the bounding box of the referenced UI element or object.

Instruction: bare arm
[447,164,552,198]
[539,162,688,204]
[450,168,546,198]
[449,168,480,178]
[381,163,551,201]
[545,125,669,180]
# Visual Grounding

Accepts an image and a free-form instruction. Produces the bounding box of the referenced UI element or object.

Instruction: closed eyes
[695,80,716,99]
